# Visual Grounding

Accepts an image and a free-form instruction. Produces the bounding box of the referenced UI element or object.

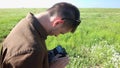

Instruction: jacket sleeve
[3,50,44,68]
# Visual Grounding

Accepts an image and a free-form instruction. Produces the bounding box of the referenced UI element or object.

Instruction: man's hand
[49,55,69,68]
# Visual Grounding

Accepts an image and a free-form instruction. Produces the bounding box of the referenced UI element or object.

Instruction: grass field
[0,8,120,68]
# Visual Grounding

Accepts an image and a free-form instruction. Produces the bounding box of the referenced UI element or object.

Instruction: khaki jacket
[0,13,49,68]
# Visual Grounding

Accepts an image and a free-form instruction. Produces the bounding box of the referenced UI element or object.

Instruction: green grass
[0,8,120,68]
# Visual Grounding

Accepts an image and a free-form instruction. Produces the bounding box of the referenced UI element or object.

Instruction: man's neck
[35,12,52,35]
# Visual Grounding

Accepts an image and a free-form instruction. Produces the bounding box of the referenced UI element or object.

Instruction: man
[0,2,80,68]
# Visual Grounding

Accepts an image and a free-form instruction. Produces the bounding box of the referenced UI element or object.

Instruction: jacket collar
[26,12,48,39]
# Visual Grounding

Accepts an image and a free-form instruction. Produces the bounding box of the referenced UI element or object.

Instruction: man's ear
[52,19,64,27]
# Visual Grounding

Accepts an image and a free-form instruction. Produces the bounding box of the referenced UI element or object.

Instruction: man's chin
[49,34,55,36]
[49,34,57,37]
[48,33,58,37]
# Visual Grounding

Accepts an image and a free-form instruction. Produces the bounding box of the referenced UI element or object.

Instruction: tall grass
[0,8,120,68]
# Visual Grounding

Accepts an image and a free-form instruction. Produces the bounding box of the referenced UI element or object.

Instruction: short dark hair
[47,2,81,33]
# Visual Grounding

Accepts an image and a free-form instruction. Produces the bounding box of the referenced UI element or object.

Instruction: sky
[0,0,120,8]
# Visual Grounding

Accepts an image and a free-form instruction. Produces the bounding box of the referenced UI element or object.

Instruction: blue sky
[78,0,120,8]
[0,0,120,8]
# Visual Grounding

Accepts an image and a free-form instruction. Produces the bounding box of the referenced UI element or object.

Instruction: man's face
[50,23,72,36]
